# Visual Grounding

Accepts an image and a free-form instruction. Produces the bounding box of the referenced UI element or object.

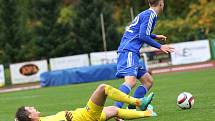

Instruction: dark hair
[148,0,162,7]
[15,106,31,121]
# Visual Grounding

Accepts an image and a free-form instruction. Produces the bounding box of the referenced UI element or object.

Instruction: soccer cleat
[150,110,157,117]
[127,102,154,111]
[139,92,154,111]
[146,104,157,117]
[147,104,154,110]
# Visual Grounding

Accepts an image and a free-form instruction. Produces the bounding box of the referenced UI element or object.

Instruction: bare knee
[145,80,154,89]
[97,84,107,93]
[145,77,154,86]
[103,106,118,119]
[140,73,154,89]
[107,106,118,115]
[125,76,137,88]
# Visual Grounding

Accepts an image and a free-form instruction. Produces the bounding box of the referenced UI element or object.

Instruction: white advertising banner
[171,40,211,65]
[10,60,48,84]
[90,51,117,65]
[50,54,89,71]
[140,47,171,69]
[0,65,5,87]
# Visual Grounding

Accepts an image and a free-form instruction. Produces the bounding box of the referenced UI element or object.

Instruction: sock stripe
[123,83,132,91]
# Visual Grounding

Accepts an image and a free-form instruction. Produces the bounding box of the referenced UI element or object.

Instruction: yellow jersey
[40,100,106,121]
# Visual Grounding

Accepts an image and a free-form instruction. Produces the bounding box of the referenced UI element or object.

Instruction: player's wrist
[151,34,157,39]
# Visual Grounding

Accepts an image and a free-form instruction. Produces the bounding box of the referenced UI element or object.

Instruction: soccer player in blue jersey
[115,0,175,114]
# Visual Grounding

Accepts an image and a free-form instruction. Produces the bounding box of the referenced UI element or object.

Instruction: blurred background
[0,0,214,64]
[0,0,215,120]
[0,0,215,87]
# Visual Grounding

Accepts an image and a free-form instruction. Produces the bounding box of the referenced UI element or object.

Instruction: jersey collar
[149,8,157,17]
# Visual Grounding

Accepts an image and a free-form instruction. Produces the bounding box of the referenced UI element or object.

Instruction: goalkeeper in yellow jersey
[15,84,156,121]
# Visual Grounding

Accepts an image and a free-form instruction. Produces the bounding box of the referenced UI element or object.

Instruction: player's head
[148,0,164,14]
[15,106,40,121]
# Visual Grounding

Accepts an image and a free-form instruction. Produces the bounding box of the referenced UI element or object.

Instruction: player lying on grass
[15,84,156,121]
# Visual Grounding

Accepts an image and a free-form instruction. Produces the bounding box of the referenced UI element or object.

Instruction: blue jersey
[117,8,161,54]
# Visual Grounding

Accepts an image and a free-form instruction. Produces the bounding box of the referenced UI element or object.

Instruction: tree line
[0,0,214,65]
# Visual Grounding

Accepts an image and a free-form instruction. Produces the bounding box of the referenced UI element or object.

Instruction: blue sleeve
[139,13,161,49]
[151,34,157,39]
[139,34,161,49]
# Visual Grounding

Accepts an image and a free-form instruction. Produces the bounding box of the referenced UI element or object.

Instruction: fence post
[210,39,215,60]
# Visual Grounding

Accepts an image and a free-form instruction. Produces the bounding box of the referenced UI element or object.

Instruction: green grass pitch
[0,68,215,121]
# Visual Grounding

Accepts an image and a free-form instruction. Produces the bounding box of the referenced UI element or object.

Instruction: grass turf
[0,68,215,121]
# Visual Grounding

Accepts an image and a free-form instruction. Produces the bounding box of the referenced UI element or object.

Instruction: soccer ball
[177,92,194,109]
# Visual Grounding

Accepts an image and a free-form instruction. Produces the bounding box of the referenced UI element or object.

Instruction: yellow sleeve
[99,111,106,121]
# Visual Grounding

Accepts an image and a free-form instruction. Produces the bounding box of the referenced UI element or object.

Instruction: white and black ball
[177,92,194,109]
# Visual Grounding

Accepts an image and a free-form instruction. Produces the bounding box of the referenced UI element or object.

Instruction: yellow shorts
[72,100,106,121]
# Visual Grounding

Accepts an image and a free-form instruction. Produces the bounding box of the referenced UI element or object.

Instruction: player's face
[25,106,40,120]
[158,0,164,14]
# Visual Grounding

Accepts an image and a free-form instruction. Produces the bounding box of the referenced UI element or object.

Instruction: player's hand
[156,35,167,41]
[65,111,73,121]
[160,45,175,54]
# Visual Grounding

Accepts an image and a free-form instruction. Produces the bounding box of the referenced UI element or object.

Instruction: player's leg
[99,106,156,121]
[89,84,154,120]
[134,63,153,100]
[90,84,139,107]
[115,51,139,108]
[88,84,137,120]
[133,72,153,102]
[83,85,109,120]
[128,73,153,109]
[127,57,154,109]
[91,84,154,109]
[99,106,118,120]
[114,76,136,108]
[139,72,154,91]
[128,72,154,109]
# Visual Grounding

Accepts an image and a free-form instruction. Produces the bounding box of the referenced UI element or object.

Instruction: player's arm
[150,34,157,39]
[139,13,161,49]
[151,34,167,41]
[139,13,174,53]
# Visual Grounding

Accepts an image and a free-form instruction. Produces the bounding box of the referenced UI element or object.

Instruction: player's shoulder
[139,9,157,17]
